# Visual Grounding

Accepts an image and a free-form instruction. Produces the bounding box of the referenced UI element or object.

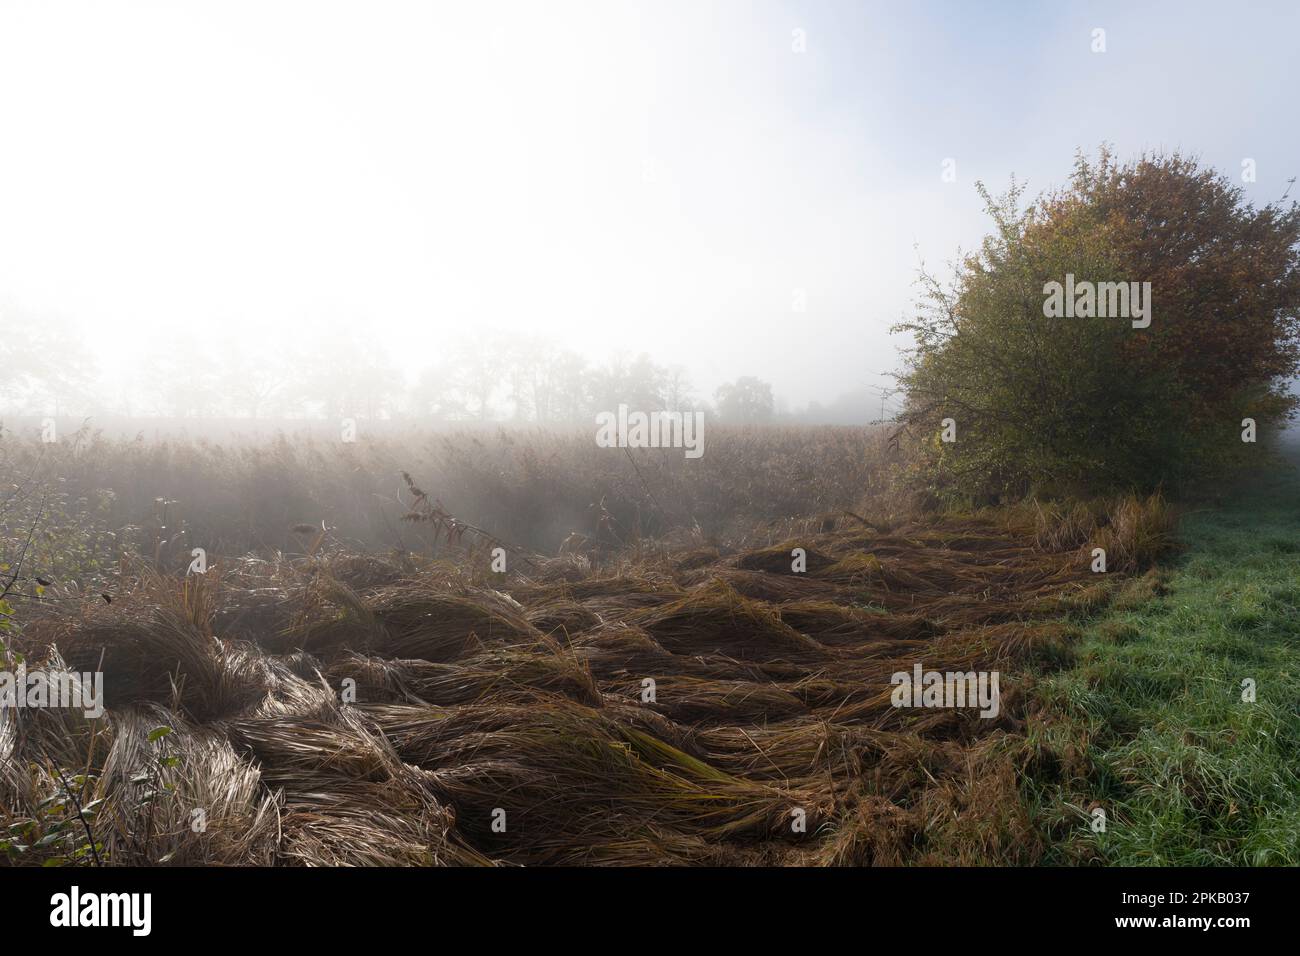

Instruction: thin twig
[53,764,102,867]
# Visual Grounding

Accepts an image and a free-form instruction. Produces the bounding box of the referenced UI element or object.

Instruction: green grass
[1028,455,1300,865]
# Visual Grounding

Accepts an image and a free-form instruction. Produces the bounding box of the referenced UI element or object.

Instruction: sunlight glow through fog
[0,0,1295,410]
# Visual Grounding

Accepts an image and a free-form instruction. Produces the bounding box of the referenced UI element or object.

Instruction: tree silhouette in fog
[714,376,775,423]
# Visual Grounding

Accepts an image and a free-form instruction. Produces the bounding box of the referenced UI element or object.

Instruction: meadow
[1026,450,1300,865]
[0,423,1196,866]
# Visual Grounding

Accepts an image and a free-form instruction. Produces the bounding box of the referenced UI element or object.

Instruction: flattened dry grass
[2,499,1170,866]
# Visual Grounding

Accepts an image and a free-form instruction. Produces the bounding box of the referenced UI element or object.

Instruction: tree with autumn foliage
[896,148,1300,502]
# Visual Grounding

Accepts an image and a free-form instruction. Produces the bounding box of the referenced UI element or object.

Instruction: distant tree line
[0,325,785,425]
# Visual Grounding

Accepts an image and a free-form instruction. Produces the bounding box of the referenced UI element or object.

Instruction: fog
[1,0,1296,421]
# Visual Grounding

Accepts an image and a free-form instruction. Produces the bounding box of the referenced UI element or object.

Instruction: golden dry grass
[0,493,1176,867]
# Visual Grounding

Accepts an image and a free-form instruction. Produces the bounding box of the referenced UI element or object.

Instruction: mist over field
[1,1,1299,909]
[2,0,1297,423]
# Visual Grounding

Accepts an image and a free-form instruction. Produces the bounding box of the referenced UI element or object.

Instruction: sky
[0,0,1296,409]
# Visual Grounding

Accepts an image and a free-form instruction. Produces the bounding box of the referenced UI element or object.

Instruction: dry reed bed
[1,497,1172,865]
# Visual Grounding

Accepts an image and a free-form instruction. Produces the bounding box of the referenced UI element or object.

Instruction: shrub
[896,148,1300,503]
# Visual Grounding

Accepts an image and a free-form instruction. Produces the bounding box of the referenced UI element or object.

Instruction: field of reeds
[0,425,1179,866]
[0,421,896,564]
